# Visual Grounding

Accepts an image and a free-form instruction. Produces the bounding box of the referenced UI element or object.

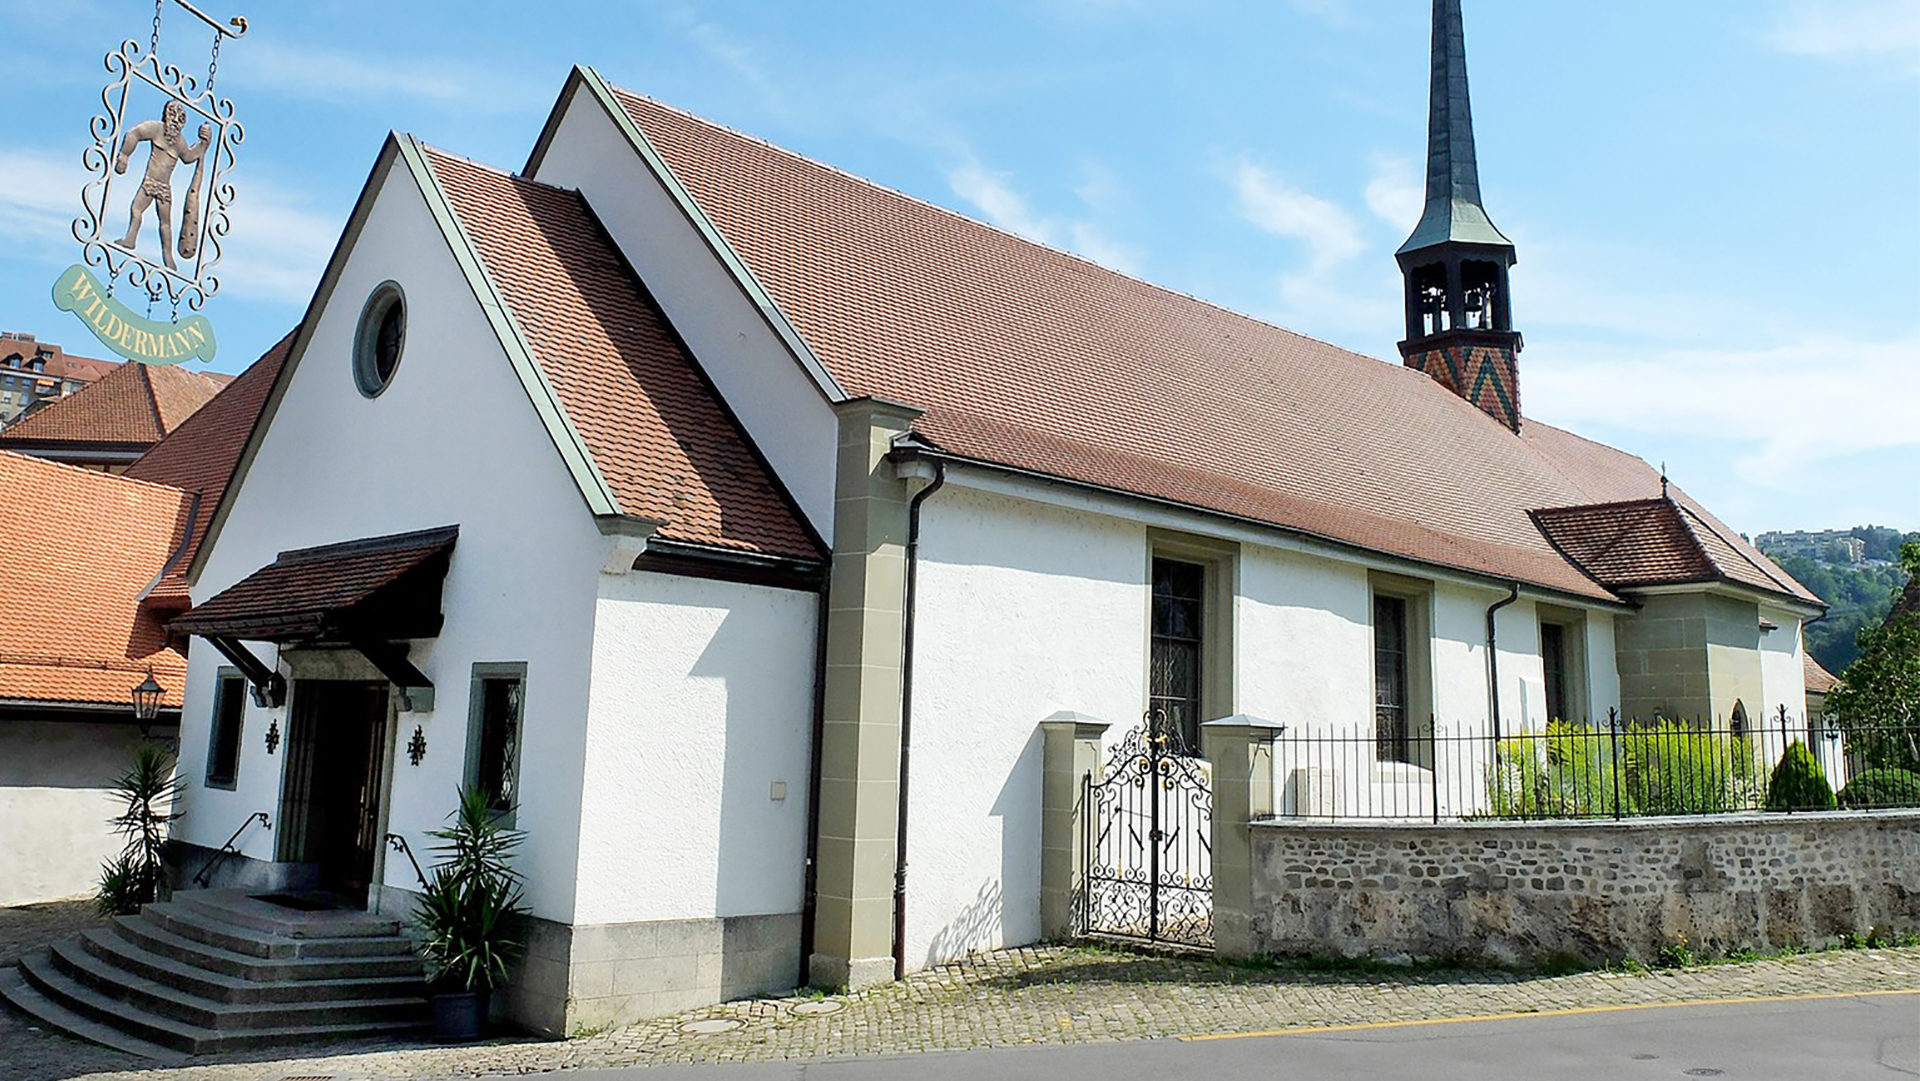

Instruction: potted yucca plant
[414,787,527,1040]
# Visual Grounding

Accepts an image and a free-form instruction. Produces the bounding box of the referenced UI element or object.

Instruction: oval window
[353,281,407,397]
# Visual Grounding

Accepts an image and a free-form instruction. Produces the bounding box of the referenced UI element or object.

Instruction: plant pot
[430,989,489,1042]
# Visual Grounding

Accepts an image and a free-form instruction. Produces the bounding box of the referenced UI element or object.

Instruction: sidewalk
[4,900,1918,1081]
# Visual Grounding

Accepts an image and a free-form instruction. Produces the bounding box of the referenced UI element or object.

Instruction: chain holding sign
[54,0,246,366]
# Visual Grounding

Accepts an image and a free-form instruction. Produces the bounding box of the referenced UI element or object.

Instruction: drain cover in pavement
[791,999,846,1016]
[678,1018,744,1035]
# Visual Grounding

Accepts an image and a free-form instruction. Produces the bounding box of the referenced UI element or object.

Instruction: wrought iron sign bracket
[352,638,434,713]
[204,634,284,707]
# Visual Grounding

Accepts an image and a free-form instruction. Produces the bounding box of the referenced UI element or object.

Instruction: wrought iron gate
[1081,713,1213,947]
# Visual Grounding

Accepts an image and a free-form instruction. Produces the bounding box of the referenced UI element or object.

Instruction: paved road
[548,991,1920,1081]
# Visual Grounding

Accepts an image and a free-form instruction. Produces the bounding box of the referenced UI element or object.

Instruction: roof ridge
[609,84,1400,378]
[1673,499,1802,597]
[416,140,578,195]
[0,447,189,501]
[138,363,167,436]
[1534,495,1669,516]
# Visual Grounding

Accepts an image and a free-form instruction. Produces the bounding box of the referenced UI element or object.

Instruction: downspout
[892,459,947,982]
[1486,583,1520,742]
[797,583,830,988]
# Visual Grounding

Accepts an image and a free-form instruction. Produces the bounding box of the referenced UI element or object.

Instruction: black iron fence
[1271,707,1920,822]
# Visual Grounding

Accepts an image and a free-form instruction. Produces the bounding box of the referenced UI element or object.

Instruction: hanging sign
[53,1,246,366]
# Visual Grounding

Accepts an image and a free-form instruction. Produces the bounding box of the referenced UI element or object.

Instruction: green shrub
[1485,722,1625,819]
[1766,741,1838,811]
[1620,722,1761,815]
[1837,767,1920,809]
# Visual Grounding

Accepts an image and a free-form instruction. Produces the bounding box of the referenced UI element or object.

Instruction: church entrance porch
[275,680,393,907]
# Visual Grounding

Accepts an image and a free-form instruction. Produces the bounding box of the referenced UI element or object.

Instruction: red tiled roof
[0,361,228,446]
[0,451,190,709]
[611,89,1813,606]
[172,526,456,641]
[126,335,294,593]
[46,352,118,384]
[420,147,822,563]
[1804,654,1838,696]
[1531,497,1817,603]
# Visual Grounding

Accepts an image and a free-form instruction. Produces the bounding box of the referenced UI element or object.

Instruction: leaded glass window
[1375,595,1411,762]
[1150,557,1206,752]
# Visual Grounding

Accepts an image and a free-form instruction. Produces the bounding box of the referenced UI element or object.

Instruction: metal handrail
[384,833,430,890]
[191,810,268,887]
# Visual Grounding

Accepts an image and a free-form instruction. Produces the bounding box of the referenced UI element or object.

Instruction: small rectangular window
[1541,622,1569,723]
[205,673,245,789]
[467,664,526,818]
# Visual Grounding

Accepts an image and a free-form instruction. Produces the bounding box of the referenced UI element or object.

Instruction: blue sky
[3,0,1914,535]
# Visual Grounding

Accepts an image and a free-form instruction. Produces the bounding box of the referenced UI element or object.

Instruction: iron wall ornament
[263,716,279,754]
[407,725,428,767]
[51,1,246,366]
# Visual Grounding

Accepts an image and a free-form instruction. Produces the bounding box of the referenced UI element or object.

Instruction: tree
[1827,542,1920,770]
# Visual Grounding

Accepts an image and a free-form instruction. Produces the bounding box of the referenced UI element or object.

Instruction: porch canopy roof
[173,526,457,643]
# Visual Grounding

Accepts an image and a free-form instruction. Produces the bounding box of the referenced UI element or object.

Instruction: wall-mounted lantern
[130,669,163,736]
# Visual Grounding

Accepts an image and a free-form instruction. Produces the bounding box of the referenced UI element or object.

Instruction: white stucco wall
[573,570,818,925]
[0,721,156,905]
[178,161,612,923]
[905,485,1147,968]
[902,477,1636,938]
[529,87,838,541]
[1237,543,1372,734]
[1759,608,1809,727]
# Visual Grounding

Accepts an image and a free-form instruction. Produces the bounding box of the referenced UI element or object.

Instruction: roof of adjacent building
[1530,497,1816,602]
[605,86,1813,607]
[419,146,823,563]
[0,451,190,709]
[1804,654,1838,696]
[124,335,294,599]
[0,360,231,447]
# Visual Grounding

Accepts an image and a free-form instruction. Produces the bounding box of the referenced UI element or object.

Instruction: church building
[89,0,1819,1039]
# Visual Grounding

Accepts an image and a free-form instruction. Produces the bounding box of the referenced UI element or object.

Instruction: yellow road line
[1178,987,1920,1042]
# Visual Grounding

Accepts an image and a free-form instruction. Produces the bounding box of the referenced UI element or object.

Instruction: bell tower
[1397,0,1523,431]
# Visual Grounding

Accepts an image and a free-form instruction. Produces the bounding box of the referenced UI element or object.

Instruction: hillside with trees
[1759,526,1919,674]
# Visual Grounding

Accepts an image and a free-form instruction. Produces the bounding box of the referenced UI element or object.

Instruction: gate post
[1202,715,1283,959]
[1039,712,1109,940]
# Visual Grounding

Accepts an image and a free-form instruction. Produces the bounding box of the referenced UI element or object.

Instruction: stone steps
[0,890,430,1058]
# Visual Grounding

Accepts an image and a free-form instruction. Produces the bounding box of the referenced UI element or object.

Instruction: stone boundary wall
[1244,811,1920,965]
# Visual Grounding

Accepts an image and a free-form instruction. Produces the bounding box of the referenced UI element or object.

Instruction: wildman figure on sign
[114,99,212,270]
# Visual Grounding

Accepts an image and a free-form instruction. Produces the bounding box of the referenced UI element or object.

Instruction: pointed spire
[1398,0,1514,257]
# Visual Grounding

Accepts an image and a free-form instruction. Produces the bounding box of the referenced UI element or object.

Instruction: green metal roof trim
[396,135,623,520]
[1397,0,1516,257]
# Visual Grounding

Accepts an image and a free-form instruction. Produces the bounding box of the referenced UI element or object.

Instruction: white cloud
[0,148,81,256]
[1230,161,1363,271]
[1363,153,1423,230]
[0,145,335,306]
[1766,0,1920,72]
[1527,332,1920,494]
[667,7,789,114]
[946,158,1145,276]
[222,40,536,110]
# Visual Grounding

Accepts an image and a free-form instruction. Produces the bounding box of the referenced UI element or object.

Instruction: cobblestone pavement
[4,919,1918,1081]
